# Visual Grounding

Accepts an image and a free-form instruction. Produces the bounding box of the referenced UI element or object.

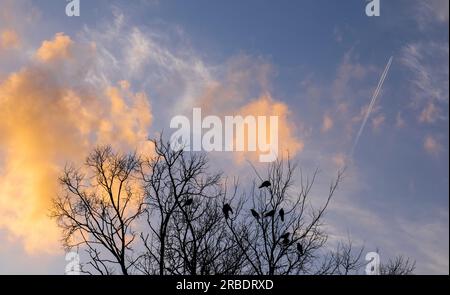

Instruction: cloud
[419,102,441,124]
[333,26,343,44]
[125,28,151,75]
[395,112,406,129]
[80,14,214,121]
[0,33,152,253]
[35,33,73,61]
[321,114,333,133]
[371,114,385,131]
[0,29,20,50]
[331,51,370,102]
[332,153,347,168]
[327,181,449,274]
[401,42,449,106]
[183,54,302,163]
[424,135,442,156]
[414,0,449,29]
[396,210,449,274]
[232,94,304,163]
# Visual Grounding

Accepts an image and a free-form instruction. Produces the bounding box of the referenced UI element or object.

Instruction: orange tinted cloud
[0,29,20,50]
[419,102,439,124]
[321,114,333,133]
[36,32,73,61]
[332,153,347,169]
[232,94,304,163]
[0,33,152,253]
[371,114,385,131]
[424,135,442,156]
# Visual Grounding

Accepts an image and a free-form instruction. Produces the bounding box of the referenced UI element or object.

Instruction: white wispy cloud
[401,42,449,127]
[414,0,449,30]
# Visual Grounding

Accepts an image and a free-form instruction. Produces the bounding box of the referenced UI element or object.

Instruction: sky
[0,0,448,274]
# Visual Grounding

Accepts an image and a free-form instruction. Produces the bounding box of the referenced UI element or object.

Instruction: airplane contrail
[349,56,393,158]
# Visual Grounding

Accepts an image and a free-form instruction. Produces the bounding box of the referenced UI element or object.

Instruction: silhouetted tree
[224,159,347,274]
[137,138,245,275]
[52,138,415,275]
[52,146,144,274]
[380,255,415,275]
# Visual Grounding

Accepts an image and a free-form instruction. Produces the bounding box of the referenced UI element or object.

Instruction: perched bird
[223,203,233,219]
[281,237,290,246]
[258,180,271,189]
[250,209,260,220]
[297,243,304,255]
[184,198,193,206]
[264,209,276,218]
[279,208,285,222]
[280,232,290,240]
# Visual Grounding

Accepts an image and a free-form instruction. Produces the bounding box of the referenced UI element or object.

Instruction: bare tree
[138,138,245,275]
[52,146,144,275]
[316,240,365,275]
[224,158,346,275]
[52,139,415,275]
[380,255,416,275]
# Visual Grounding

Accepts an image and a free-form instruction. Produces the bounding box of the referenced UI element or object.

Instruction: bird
[250,209,260,220]
[264,209,276,218]
[281,237,290,247]
[279,208,285,222]
[297,243,304,255]
[223,203,233,219]
[280,232,290,240]
[258,180,271,189]
[184,198,193,206]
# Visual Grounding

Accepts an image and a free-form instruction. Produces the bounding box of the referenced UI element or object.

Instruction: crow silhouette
[258,180,271,189]
[264,209,276,218]
[280,232,290,240]
[297,243,304,255]
[223,203,233,219]
[281,237,290,246]
[250,209,260,220]
[279,208,285,222]
[184,198,193,206]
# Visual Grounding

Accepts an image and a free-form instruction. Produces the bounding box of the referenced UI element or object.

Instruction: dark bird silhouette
[264,209,276,218]
[258,180,271,189]
[250,209,260,220]
[281,237,290,246]
[280,232,290,240]
[279,208,285,222]
[223,203,233,219]
[297,243,304,255]
[184,198,193,206]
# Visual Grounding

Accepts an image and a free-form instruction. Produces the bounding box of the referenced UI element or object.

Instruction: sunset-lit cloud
[424,135,442,156]
[321,114,334,133]
[371,114,385,131]
[0,29,20,50]
[396,112,406,129]
[232,94,304,163]
[332,153,347,169]
[419,102,440,124]
[0,33,152,253]
[35,32,73,61]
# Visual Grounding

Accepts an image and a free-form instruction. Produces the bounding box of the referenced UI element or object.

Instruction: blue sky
[0,0,448,274]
